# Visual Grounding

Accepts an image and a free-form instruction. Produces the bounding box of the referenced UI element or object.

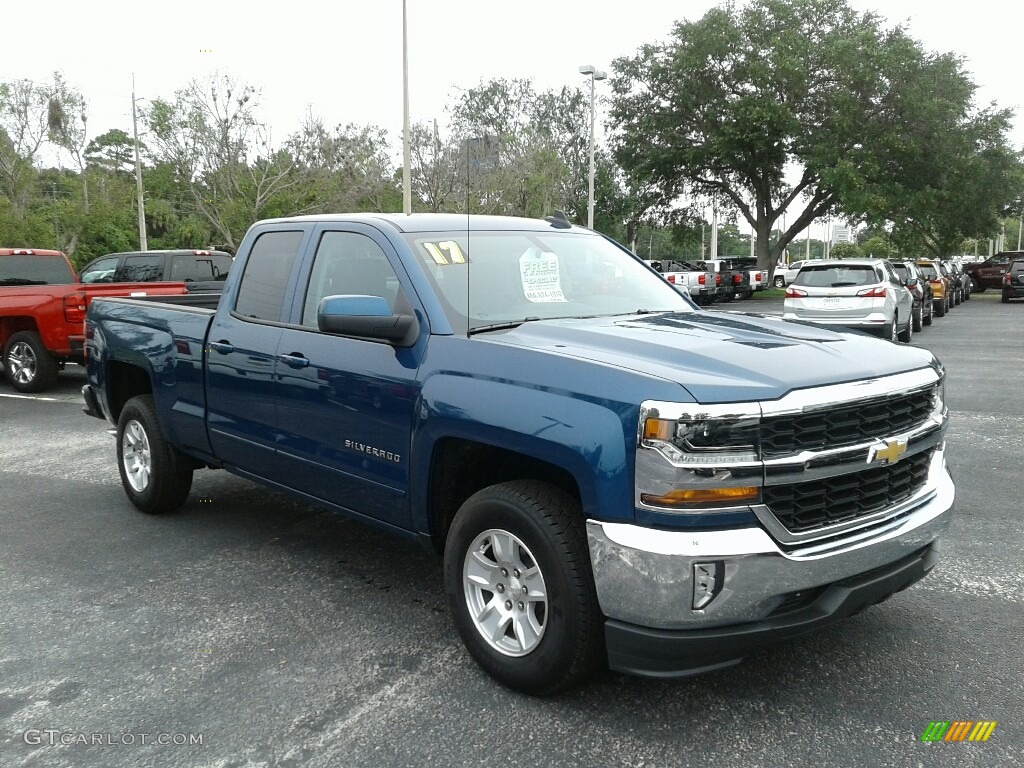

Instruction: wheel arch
[424,437,585,554]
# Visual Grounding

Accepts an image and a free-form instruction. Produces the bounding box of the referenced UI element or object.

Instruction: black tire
[3,330,60,393]
[934,297,945,317]
[923,298,933,326]
[970,277,980,292]
[1002,292,1010,304]
[898,311,913,343]
[116,395,193,514]
[444,480,603,696]
[912,302,923,332]
[773,276,785,288]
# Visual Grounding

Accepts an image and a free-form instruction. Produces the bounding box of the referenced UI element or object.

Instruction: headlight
[637,403,763,511]
[642,416,759,465]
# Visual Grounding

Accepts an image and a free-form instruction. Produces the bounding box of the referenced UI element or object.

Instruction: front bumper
[587,447,954,677]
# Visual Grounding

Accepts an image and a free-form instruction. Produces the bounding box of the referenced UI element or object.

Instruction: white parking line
[0,392,65,402]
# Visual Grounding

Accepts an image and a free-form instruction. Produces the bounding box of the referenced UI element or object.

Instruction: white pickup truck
[772,260,809,288]
[649,260,717,305]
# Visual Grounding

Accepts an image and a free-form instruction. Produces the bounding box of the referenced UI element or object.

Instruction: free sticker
[519,249,566,303]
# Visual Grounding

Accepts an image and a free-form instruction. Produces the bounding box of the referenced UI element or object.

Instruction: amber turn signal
[641,487,761,507]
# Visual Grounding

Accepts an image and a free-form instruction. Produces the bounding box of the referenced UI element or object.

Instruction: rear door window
[116,254,164,282]
[234,232,304,322]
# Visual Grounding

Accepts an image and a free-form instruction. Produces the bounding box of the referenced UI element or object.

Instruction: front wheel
[923,298,933,326]
[116,395,194,514]
[773,276,785,288]
[444,481,603,695]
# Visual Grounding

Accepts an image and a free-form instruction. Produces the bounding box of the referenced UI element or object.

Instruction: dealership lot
[1,294,1022,767]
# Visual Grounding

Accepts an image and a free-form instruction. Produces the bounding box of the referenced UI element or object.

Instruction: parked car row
[781,257,976,344]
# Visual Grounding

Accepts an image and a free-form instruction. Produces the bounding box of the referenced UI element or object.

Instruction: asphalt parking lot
[2,293,1022,767]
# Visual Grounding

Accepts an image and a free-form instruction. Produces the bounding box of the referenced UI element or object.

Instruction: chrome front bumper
[587,446,954,632]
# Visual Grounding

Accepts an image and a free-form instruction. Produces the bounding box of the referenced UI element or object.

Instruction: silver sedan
[782,259,915,342]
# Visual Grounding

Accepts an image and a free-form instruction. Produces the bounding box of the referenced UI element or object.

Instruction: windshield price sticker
[519,249,567,303]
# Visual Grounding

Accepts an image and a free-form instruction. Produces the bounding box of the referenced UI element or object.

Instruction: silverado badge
[868,438,908,466]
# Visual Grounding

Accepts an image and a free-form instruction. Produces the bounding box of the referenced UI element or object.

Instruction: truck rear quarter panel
[88,300,214,458]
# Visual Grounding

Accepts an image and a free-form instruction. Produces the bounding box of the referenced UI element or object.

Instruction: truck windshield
[0,255,75,285]
[403,230,691,333]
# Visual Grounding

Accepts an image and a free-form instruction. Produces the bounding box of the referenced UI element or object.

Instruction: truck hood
[481,310,938,403]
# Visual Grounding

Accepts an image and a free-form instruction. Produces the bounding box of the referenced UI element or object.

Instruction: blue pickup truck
[83,213,954,695]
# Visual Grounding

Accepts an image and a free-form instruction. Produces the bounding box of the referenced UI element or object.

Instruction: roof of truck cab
[253,213,593,234]
[0,248,65,256]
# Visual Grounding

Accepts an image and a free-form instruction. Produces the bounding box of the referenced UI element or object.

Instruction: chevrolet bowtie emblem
[868,439,908,465]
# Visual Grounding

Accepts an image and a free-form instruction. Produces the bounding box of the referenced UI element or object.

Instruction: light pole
[578,64,606,229]
[131,74,148,251]
[1017,199,1023,251]
[402,0,411,215]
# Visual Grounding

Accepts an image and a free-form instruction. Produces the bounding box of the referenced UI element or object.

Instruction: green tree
[608,0,1009,278]
[828,241,861,259]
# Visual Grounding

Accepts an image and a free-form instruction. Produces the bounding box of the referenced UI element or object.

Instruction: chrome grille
[762,449,934,534]
[760,386,936,458]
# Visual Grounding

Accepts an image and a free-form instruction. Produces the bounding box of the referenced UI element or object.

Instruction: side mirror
[905,277,918,287]
[317,295,418,347]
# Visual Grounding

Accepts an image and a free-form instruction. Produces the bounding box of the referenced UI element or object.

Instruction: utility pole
[401,0,411,215]
[131,75,148,251]
[709,201,718,260]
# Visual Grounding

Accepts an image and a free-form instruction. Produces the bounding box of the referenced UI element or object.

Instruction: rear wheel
[773,276,785,288]
[444,480,604,695]
[1002,292,1010,304]
[116,395,194,514]
[923,297,933,326]
[911,302,923,332]
[3,331,60,393]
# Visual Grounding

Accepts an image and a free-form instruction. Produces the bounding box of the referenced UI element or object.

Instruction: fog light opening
[693,561,724,610]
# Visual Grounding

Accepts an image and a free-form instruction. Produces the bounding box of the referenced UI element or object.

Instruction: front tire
[773,276,785,288]
[116,395,193,514]
[923,297,933,326]
[3,331,59,393]
[912,302,923,332]
[444,480,603,695]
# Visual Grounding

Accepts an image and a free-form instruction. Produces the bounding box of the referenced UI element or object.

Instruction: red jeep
[1,248,187,393]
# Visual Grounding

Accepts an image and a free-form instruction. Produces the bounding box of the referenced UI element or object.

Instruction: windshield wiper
[468,317,542,335]
[0,278,48,285]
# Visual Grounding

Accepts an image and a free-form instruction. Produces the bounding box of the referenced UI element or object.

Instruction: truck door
[272,225,422,529]
[205,228,307,478]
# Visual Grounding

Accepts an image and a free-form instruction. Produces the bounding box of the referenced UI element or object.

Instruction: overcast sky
[4,0,1022,157]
